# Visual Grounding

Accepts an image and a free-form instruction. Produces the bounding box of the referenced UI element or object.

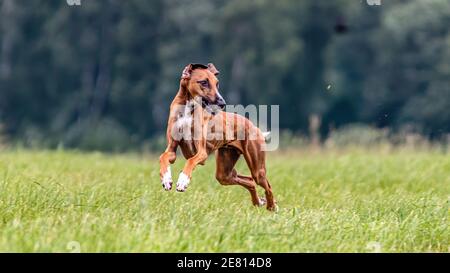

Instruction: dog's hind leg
[215,148,263,207]
[243,142,276,211]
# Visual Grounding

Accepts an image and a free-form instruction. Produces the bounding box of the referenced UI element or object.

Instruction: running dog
[159,63,276,211]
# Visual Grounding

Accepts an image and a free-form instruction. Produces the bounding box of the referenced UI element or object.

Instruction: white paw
[258,197,267,206]
[176,172,190,192]
[161,167,172,191]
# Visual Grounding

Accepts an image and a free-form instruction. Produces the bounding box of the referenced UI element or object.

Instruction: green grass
[0,149,448,252]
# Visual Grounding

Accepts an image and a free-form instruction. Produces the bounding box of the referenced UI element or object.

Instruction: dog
[159,63,276,211]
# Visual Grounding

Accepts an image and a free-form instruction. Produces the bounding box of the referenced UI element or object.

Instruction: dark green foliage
[0,0,449,150]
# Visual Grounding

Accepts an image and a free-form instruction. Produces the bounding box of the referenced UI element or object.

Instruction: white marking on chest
[175,116,192,128]
[174,100,194,130]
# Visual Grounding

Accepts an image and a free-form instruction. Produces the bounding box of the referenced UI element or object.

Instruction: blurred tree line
[0,0,449,151]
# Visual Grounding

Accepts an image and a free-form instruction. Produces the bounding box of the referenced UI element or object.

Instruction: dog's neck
[174,81,193,104]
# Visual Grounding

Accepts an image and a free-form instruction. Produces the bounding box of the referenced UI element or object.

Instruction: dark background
[0,0,449,151]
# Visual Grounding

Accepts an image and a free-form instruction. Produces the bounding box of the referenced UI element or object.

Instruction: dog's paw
[258,197,267,207]
[267,204,279,212]
[176,172,190,192]
[273,204,280,213]
[161,167,173,191]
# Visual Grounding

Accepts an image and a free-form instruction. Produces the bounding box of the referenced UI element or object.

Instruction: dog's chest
[173,100,194,132]
[174,115,192,129]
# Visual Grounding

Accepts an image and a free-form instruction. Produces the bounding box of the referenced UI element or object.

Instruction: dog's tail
[262,131,271,140]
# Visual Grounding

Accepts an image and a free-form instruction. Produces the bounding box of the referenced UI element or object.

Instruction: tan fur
[159,64,275,211]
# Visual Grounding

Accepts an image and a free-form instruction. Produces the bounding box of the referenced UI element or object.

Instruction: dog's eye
[197,80,209,88]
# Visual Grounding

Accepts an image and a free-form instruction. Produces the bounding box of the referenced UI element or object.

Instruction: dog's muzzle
[201,94,226,114]
[215,96,226,110]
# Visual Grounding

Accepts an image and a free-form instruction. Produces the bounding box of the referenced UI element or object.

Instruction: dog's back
[202,111,267,154]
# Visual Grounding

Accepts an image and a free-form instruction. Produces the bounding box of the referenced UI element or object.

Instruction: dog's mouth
[201,97,226,114]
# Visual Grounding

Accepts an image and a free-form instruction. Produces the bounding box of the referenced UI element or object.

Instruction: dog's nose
[216,93,226,109]
[217,99,226,109]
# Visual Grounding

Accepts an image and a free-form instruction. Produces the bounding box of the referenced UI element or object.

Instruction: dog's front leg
[159,115,178,191]
[175,143,207,192]
[176,116,208,192]
[159,141,177,191]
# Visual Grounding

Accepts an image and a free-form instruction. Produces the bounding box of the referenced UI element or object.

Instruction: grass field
[0,149,448,252]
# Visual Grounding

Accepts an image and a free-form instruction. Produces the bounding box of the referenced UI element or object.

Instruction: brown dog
[159,63,276,211]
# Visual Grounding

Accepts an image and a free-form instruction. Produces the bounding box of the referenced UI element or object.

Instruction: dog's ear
[181,64,193,79]
[207,63,220,76]
[182,63,218,79]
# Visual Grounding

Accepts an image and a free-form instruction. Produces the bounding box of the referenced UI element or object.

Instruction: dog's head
[180,63,226,113]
